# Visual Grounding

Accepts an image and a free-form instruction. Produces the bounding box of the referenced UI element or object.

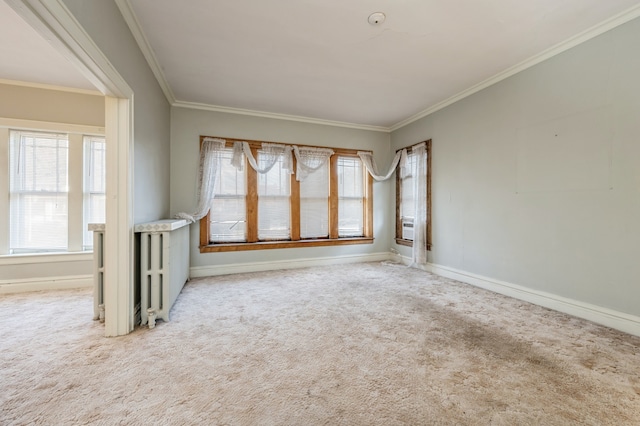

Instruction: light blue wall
[392,18,640,316]
[62,0,171,224]
[170,107,392,268]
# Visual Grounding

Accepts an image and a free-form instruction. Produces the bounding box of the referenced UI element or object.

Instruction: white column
[104,96,134,337]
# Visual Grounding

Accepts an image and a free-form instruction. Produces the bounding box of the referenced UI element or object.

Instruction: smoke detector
[368,12,386,25]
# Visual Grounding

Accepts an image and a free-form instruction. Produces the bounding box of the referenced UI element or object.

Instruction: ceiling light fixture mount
[368,12,386,25]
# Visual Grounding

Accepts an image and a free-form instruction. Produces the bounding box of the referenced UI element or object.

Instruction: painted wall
[170,107,393,271]
[0,83,104,126]
[392,18,640,317]
[0,83,104,290]
[61,0,171,224]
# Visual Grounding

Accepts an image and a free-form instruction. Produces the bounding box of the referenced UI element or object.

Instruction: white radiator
[135,219,190,328]
[89,223,106,322]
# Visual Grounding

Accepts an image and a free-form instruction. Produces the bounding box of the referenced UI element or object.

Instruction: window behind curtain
[258,150,291,241]
[300,160,329,239]
[83,136,106,250]
[210,148,246,243]
[337,156,364,237]
[9,131,69,253]
[395,140,431,248]
[400,153,417,240]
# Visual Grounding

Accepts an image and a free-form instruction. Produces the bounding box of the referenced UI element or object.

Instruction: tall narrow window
[210,148,246,243]
[337,156,364,237]
[83,136,106,250]
[9,131,69,253]
[299,159,329,239]
[396,140,432,250]
[399,152,417,241]
[258,149,291,241]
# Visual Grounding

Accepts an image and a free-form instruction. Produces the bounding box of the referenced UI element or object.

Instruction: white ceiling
[0,0,95,91]
[2,0,640,130]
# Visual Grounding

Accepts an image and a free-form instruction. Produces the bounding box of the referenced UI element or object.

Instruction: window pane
[258,150,291,240]
[9,131,69,253]
[401,153,417,221]
[398,150,427,242]
[338,157,364,237]
[300,161,329,239]
[211,149,246,243]
[83,137,106,249]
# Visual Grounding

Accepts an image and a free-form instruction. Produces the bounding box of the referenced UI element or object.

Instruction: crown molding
[114,0,640,134]
[0,78,102,96]
[115,0,176,104]
[173,100,391,133]
[390,3,640,132]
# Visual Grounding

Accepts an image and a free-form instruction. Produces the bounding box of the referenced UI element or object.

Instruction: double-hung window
[257,148,291,241]
[9,131,69,253]
[299,158,329,239]
[201,137,373,252]
[337,157,364,237]
[210,147,246,243]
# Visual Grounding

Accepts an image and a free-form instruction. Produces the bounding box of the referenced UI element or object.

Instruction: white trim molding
[393,253,640,338]
[390,3,640,131]
[104,96,134,336]
[0,117,104,135]
[113,0,640,134]
[0,252,92,266]
[173,101,390,133]
[0,274,92,294]
[114,0,175,104]
[0,78,102,96]
[190,252,392,278]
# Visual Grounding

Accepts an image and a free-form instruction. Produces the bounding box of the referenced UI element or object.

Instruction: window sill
[395,238,432,251]
[0,251,93,266]
[200,237,374,253]
[395,238,413,248]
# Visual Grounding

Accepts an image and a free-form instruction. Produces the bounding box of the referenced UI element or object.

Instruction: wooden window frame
[395,139,431,250]
[199,136,373,253]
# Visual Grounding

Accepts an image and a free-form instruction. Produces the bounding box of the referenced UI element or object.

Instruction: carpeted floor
[1,261,639,425]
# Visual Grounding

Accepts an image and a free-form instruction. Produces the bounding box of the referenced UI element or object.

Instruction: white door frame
[8,0,135,336]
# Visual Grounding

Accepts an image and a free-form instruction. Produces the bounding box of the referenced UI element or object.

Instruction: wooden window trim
[395,139,432,251]
[199,136,373,253]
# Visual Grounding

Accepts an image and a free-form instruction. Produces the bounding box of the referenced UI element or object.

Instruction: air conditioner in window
[402,218,414,241]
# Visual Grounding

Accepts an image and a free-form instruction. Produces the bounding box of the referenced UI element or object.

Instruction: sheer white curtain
[358,149,408,181]
[231,141,293,174]
[293,146,334,181]
[411,143,428,266]
[175,137,226,223]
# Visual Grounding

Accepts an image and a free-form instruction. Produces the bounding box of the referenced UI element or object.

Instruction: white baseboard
[391,254,640,338]
[190,252,392,278]
[0,275,92,294]
[189,250,640,338]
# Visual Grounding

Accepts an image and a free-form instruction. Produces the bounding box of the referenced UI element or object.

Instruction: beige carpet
[1,261,639,425]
